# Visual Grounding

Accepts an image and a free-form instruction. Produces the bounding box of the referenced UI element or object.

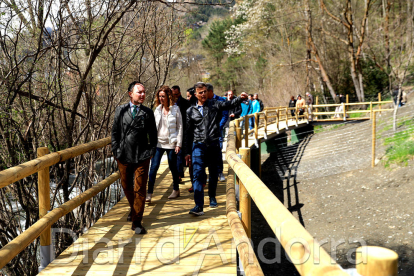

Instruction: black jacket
[289,99,296,108]
[111,103,157,164]
[184,97,243,155]
[228,97,242,121]
[176,96,191,131]
[258,99,264,111]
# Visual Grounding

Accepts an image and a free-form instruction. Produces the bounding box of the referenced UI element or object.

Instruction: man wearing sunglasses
[183,82,248,216]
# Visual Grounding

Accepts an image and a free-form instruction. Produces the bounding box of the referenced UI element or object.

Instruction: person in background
[401,90,408,106]
[252,94,261,118]
[147,86,183,203]
[187,87,195,103]
[228,91,241,121]
[184,82,248,216]
[288,96,296,119]
[305,92,314,120]
[334,94,345,118]
[296,94,306,119]
[206,83,228,182]
[111,81,157,234]
[224,90,241,136]
[254,93,264,111]
[240,93,252,132]
[171,85,190,183]
[248,94,255,130]
[393,86,405,107]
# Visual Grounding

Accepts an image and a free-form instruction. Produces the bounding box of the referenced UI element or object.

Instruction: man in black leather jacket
[184,82,248,216]
[111,81,157,234]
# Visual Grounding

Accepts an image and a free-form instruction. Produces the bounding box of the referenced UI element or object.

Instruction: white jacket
[154,105,183,147]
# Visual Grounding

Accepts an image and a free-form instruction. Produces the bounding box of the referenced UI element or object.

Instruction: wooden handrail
[0,172,120,269]
[225,122,348,276]
[0,137,111,189]
[226,167,263,275]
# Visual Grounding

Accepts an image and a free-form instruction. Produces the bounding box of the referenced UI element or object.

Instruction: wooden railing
[0,99,397,274]
[0,138,118,270]
[225,100,398,276]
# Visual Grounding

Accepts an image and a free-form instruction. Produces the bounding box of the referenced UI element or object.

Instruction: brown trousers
[116,158,150,223]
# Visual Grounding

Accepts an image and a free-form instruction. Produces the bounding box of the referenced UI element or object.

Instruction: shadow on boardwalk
[250,134,312,276]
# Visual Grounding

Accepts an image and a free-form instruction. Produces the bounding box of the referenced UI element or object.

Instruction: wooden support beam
[244,116,249,147]
[37,147,51,247]
[356,246,398,276]
[239,148,251,239]
[254,113,259,139]
[372,111,377,167]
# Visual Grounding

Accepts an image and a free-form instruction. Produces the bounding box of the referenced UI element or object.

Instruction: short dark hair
[194,82,206,90]
[172,85,180,92]
[206,83,213,92]
[128,81,144,93]
[249,94,253,97]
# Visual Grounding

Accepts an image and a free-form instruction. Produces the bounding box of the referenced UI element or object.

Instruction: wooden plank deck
[39,161,236,276]
[38,115,365,276]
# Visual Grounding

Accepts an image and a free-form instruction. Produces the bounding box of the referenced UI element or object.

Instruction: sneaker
[145,193,152,203]
[209,197,218,208]
[132,221,147,235]
[189,206,204,216]
[218,173,225,182]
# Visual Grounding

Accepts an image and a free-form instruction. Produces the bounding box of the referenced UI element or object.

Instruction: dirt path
[252,101,414,275]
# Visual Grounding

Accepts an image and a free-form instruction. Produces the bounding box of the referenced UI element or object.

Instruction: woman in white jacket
[146,86,183,203]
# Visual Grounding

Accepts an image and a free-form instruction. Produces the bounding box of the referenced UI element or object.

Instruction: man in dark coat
[111,81,157,234]
[172,85,191,182]
[184,82,248,216]
[228,90,242,121]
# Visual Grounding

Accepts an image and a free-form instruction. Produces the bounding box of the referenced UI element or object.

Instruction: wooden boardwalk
[39,161,236,276]
[38,117,315,276]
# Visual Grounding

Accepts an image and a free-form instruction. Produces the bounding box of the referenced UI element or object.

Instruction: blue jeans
[217,126,224,174]
[176,149,184,177]
[148,147,179,194]
[192,142,219,209]
[249,117,255,130]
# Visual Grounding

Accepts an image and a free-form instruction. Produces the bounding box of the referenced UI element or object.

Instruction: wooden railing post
[254,113,259,140]
[372,111,377,168]
[356,246,398,276]
[342,103,346,121]
[236,120,242,153]
[378,92,382,115]
[239,148,251,239]
[264,110,268,137]
[295,106,298,125]
[276,109,280,131]
[285,107,288,129]
[37,147,54,272]
[370,102,373,119]
[346,94,349,113]
[244,116,249,147]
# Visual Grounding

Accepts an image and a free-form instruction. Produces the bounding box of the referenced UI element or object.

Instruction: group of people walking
[111,81,249,234]
[288,93,313,119]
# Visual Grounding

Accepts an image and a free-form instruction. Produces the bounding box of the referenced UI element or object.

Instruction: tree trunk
[305,0,336,99]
